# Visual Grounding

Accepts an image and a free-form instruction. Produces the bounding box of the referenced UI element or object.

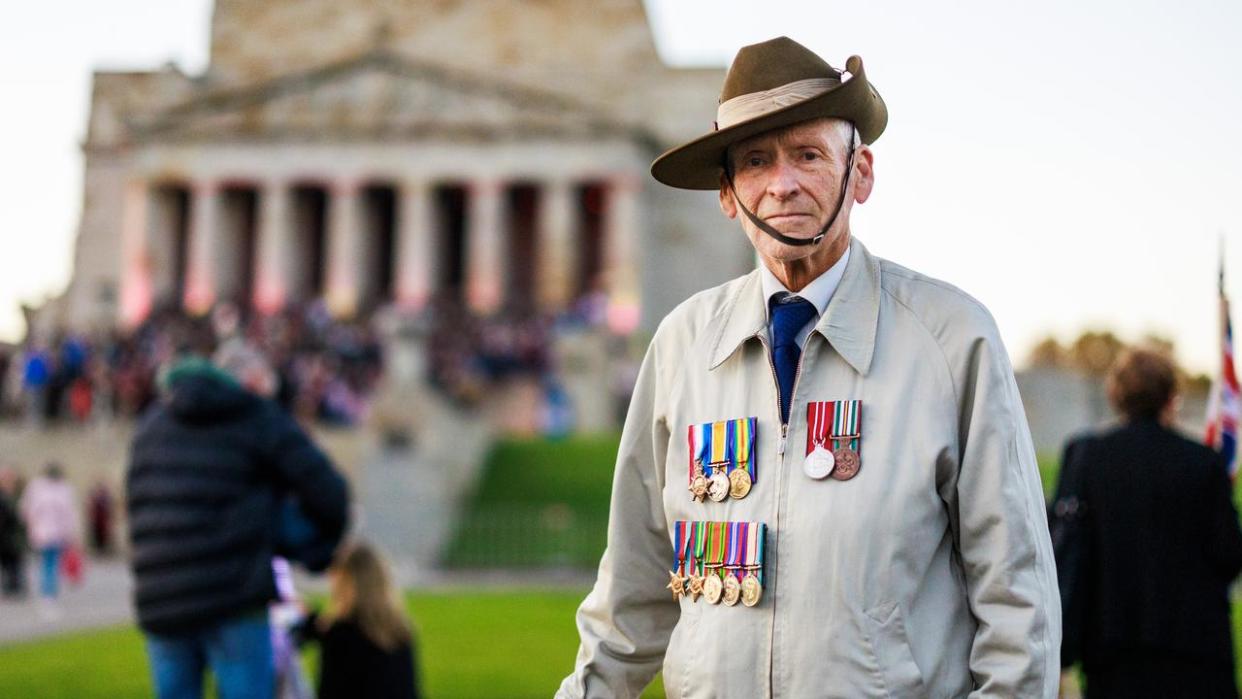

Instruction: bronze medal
[722,574,742,606]
[708,472,730,502]
[687,574,705,602]
[741,573,763,607]
[666,570,686,601]
[830,446,860,481]
[728,468,752,499]
[689,461,709,501]
[703,573,724,604]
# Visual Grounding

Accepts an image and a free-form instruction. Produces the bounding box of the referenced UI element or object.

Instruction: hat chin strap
[726,125,857,248]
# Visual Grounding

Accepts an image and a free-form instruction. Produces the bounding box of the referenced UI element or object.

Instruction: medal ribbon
[693,520,706,578]
[687,425,695,486]
[729,417,757,481]
[672,520,683,573]
[806,402,831,455]
[727,521,742,580]
[709,421,728,476]
[831,400,862,451]
[711,521,727,577]
[750,521,760,588]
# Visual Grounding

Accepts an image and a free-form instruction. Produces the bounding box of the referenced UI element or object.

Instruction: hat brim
[650,58,888,190]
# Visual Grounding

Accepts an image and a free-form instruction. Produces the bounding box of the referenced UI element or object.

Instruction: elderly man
[557,37,1059,698]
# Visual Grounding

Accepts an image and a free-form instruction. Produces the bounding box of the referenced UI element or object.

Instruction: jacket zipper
[756,332,808,699]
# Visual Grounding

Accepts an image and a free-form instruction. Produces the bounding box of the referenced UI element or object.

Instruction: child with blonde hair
[296,541,420,699]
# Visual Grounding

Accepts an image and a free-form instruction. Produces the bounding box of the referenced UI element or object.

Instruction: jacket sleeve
[557,333,678,699]
[945,317,1061,698]
[266,409,351,545]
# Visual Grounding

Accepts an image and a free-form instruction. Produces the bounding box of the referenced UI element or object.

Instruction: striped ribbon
[832,400,862,451]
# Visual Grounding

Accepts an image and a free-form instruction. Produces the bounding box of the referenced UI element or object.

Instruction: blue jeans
[145,613,273,699]
[39,546,62,598]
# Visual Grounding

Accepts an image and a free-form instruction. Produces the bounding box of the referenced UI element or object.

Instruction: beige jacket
[557,237,1060,699]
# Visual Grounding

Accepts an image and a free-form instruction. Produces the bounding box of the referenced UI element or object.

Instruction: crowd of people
[1,302,384,428]
[0,462,114,615]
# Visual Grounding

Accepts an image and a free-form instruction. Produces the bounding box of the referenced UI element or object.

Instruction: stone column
[118,179,152,329]
[536,178,576,314]
[183,180,219,315]
[325,180,361,318]
[252,180,291,315]
[395,178,435,311]
[603,174,643,334]
[465,179,504,315]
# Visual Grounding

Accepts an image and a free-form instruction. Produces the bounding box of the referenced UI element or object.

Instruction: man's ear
[851,145,875,204]
[719,172,738,219]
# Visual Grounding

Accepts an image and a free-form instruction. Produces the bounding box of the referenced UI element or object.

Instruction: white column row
[118,176,641,323]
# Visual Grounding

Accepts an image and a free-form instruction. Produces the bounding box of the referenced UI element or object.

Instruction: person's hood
[163,359,259,423]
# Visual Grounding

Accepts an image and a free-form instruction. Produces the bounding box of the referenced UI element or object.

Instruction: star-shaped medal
[666,570,686,600]
[687,574,705,602]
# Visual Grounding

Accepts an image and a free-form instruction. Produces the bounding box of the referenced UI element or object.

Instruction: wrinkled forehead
[727,117,850,158]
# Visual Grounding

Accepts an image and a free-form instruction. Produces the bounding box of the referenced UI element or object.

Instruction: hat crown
[720,37,841,104]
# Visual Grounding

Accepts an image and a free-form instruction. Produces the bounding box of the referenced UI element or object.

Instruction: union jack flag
[1205,258,1239,480]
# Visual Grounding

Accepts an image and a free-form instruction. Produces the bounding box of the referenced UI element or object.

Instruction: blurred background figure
[18,462,80,615]
[0,465,27,598]
[127,327,350,699]
[1053,348,1242,698]
[295,541,420,699]
[86,480,115,556]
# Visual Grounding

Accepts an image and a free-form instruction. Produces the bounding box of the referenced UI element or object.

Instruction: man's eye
[747,157,764,167]
[801,151,819,161]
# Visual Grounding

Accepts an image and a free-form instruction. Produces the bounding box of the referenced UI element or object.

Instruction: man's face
[719,118,873,264]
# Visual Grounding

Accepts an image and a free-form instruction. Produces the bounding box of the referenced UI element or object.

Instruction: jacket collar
[708,236,881,375]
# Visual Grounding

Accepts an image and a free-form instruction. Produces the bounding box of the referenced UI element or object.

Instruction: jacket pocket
[662,605,701,699]
[864,601,927,698]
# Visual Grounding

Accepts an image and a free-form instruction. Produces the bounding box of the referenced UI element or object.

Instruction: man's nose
[765,159,800,200]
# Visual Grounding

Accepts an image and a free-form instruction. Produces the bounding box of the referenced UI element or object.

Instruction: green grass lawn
[441,434,619,568]
[0,589,665,699]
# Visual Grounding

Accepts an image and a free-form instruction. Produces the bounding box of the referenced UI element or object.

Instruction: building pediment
[127,50,651,145]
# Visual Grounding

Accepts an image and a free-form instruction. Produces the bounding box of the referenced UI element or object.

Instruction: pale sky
[2,0,1240,374]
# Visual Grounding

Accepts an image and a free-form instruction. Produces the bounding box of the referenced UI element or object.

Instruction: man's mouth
[764,213,812,223]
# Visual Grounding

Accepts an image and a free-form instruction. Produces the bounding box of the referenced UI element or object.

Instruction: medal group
[670,402,863,608]
[667,520,767,607]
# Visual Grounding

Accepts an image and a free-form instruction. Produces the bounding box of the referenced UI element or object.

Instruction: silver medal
[803,444,836,480]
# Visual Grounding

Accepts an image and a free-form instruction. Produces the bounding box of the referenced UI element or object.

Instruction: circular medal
[741,573,763,607]
[830,447,860,481]
[703,573,724,604]
[728,468,752,499]
[708,472,730,502]
[802,445,835,480]
[722,575,742,606]
[689,473,709,501]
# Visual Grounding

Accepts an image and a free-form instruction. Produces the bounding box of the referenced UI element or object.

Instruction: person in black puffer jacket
[128,345,349,699]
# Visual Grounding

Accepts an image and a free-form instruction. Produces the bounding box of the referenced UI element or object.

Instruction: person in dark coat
[0,466,27,598]
[1053,348,1242,698]
[295,541,420,699]
[128,344,349,699]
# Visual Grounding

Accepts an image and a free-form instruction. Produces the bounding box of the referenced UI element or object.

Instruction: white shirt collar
[759,244,852,321]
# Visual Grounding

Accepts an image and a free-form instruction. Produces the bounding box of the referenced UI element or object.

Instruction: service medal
[722,575,742,606]
[687,574,705,602]
[741,573,763,607]
[707,471,730,502]
[703,573,724,604]
[831,447,860,480]
[728,468,752,499]
[802,444,835,480]
[666,570,686,601]
[690,472,709,501]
